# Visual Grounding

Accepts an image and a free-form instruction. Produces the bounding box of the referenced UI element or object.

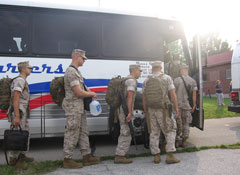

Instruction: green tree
[193,33,231,57]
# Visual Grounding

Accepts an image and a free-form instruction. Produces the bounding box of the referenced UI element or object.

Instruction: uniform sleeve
[192,79,198,91]
[13,78,25,93]
[125,79,137,92]
[167,76,175,91]
[67,69,81,88]
[173,78,180,91]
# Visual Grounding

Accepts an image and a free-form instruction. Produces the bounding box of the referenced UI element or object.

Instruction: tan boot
[166,152,180,164]
[9,157,27,169]
[83,154,100,166]
[15,161,28,169]
[114,155,132,164]
[18,153,34,162]
[154,154,161,164]
[63,158,83,169]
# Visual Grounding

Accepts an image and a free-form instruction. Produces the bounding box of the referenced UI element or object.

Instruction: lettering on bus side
[0,63,65,74]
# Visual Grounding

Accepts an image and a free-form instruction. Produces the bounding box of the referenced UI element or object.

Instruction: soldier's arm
[192,90,197,113]
[169,89,179,118]
[13,91,21,126]
[126,90,134,122]
[72,85,97,99]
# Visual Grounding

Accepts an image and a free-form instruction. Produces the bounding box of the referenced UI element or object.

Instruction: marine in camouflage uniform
[62,49,100,169]
[114,64,142,164]
[164,54,183,147]
[142,61,180,164]
[174,64,197,147]
[8,61,34,169]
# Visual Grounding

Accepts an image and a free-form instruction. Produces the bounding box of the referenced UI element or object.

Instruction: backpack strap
[180,75,192,107]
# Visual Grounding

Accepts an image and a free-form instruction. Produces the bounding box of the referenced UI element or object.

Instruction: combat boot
[83,154,100,166]
[63,158,83,169]
[9,158,28,169]
[166,152,180,164]
[154,154,161,164]
[114,155,132,164]
[18,153,34,162]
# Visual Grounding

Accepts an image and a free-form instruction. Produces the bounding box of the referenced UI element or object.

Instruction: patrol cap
[151,61,162,68]
[17,61,33,71]
[129,64,142,72]
[180,63,189,70]
[72,49,88,60]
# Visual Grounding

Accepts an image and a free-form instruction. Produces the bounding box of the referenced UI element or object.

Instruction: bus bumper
[228,104,240,113]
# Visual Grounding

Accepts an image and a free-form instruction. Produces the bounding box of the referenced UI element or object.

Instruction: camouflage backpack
[105,76,136,108]
[105,76,124,108]
[144,74,168,109]
[49,76,65,106]
[0,77,13,110]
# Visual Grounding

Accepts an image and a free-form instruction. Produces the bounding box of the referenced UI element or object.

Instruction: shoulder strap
[180,75,191,98]
[69,65,78,71]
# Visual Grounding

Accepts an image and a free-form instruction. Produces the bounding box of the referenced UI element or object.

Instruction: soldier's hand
[14,116,21,126]
[91,92,97,100]
[191,105,196,113]
[175,110,179,118]
[126,113,132,122]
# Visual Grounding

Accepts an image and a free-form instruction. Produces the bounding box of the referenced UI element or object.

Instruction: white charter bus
[0,1,204,141]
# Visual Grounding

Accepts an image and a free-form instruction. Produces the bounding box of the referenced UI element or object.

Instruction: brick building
[202,51,232,97]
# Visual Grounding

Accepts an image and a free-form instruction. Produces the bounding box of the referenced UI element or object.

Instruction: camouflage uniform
[164,60,182,142]
[62,65,91,159]
[164,61,181,80]
[115,75,137,156]
[143,72,177,154]
[174,75,197,139]
[9,75,30,159]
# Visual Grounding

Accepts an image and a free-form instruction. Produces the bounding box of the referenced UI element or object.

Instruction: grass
[203,97,239,119]
[1,142,240,175]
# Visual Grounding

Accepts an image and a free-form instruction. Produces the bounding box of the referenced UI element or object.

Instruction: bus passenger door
[189,35,204,130]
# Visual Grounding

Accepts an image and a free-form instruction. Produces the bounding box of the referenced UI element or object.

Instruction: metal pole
[197,34,204,129]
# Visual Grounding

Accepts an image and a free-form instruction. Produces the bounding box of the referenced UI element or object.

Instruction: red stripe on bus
[0,87,107,119]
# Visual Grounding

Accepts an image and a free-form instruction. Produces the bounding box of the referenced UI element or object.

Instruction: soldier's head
[129,64,142,79]
[72,49,87,67]
[151,61,162,73]
[17,61,33,77]
[179,63,189,75]
[173,54,180,64]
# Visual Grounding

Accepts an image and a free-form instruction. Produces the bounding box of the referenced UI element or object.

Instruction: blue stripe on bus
[29,79,142,94]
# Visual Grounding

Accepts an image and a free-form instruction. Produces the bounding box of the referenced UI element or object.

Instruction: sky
[19,0,240,48]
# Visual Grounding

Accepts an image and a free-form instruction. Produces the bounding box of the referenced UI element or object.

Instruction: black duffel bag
[3,125,29,165]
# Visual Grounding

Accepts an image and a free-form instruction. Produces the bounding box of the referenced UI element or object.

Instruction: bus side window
[0,10,29,54]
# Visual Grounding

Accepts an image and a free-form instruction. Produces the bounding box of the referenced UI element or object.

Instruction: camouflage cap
[151,61,162,68]
[72,49,88,59]
[18,61,33,70]
[129,64,142,72]
[180,63,189,70]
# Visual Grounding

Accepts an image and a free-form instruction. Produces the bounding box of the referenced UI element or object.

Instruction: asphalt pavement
[47,149,240,175]
[1,117,240,174]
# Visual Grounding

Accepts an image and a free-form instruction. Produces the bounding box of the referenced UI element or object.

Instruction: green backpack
[49,76,65,106]
[0,77,13,110]
[105,76,125,108]
[144,74,168,109]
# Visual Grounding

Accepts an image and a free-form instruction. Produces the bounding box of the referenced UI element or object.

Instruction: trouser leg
[115,107,131,156]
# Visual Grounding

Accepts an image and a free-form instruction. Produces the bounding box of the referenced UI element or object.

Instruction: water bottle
[89,100,102,116]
